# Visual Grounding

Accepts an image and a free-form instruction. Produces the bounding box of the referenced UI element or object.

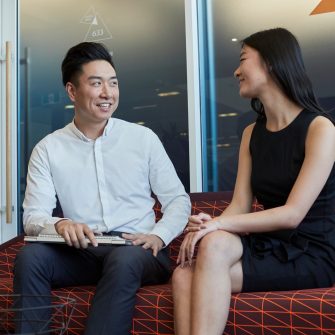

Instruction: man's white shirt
[23,118,191,246]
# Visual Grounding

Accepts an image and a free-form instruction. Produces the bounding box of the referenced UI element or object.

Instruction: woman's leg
[172,231,243,335]
[172,264,195,335]
[191,231,243,335]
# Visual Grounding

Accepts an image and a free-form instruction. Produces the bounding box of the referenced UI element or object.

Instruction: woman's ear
[66,82,76,102]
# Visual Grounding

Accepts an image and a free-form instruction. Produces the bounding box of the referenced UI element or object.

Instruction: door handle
[6,41,12,224]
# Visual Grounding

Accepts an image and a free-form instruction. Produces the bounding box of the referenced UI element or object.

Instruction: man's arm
[23,143,63,235]
[122,131,190,255]
[147,132,191,246]
[23,142,98,248]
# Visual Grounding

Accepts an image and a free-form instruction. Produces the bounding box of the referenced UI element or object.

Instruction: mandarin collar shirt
[23,118,191,245]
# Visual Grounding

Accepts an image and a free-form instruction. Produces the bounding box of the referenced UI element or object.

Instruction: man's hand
[122,233,164,257]
[55,219,97,248]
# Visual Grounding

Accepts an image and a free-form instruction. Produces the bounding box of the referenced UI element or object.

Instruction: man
[14,42,190,334]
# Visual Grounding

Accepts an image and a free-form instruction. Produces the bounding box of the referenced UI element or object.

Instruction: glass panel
[0,0,18,242]
[19,0,189,229]
[201,0,335,191]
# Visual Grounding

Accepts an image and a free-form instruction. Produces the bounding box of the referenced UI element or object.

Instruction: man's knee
[104,246,150,273]
[14,243,62,280]
[102,246,169,286]
[15,244,44,270]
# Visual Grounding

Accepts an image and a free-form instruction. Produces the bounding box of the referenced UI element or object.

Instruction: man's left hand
[122,233,164,257]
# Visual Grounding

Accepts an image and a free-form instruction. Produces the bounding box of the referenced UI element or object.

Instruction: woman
[172,27,335,335]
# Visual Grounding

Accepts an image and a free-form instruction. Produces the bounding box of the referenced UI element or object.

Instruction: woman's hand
[177,219,221,267]
[185,212,212,232]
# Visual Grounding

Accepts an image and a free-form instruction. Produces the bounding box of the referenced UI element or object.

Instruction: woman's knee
[198,231,242,265]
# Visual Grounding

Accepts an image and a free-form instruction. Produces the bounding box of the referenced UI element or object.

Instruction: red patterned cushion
[133,286,335,335]
[0,192,334,335]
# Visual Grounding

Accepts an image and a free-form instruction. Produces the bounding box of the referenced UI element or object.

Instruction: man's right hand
[55,219,98,248]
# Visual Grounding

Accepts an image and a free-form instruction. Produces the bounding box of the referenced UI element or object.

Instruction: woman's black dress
[241,109,335,292]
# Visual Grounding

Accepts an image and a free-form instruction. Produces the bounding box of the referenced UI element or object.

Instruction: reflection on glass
[202,0,335,191]
[19,0,189,229]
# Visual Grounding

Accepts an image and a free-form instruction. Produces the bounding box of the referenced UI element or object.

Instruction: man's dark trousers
[13,242,171,334]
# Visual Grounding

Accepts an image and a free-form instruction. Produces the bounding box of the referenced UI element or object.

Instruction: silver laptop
[24,234,133,245]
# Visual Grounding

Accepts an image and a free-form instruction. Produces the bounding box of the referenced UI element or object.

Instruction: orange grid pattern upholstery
[0,192,334,334]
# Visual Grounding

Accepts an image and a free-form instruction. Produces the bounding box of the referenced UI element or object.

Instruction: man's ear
[66,82,76,102]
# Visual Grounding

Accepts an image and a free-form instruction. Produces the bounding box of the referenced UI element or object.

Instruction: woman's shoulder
[305,115,335,153]
[285,109,334,141]
[243,122,259,144]
[308,114,335,136]
[241,123,257,153]
[309,114,334,127]
[243,122,256,137]
[299,108,334,127]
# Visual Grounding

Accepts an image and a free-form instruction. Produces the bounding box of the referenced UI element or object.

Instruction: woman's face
[234,45,272,99]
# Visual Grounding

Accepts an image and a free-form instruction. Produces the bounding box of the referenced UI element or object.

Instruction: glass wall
[18,0,335,221]
[0,0,18,242]
[201,0,335,191]
[19,0,189,227]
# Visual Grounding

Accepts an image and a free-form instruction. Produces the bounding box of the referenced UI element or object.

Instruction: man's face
[66,60,119,126]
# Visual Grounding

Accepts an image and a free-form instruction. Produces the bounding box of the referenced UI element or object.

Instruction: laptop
[24,234,133,245]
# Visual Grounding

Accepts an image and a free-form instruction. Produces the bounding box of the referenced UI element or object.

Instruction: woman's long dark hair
[242,28,326,119]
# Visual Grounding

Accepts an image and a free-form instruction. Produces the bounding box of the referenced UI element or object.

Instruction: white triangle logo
[82,10,112,42]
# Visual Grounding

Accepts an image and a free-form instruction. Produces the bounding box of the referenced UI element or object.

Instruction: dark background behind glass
[19,0,190,228]
[19,0,335,218]
[202,0,335,191]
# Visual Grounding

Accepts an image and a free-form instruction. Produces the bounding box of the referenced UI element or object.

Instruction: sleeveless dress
[240,109,335,292]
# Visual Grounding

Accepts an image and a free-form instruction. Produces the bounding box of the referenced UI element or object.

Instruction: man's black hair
[61,42,115,86]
